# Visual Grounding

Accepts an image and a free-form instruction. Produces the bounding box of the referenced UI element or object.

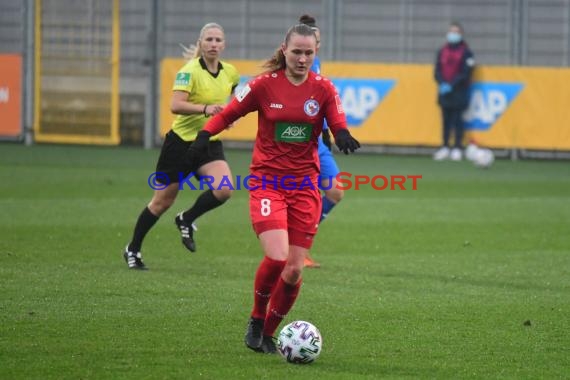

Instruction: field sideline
[1,143,569,379]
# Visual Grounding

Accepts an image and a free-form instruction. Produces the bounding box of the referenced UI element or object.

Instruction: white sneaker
[450,148,463,161]
[433,147,450,161]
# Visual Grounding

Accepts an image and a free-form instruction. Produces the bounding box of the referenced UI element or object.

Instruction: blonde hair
[261,24,316,72]
[180,43,197,60]
[193,22,225,59]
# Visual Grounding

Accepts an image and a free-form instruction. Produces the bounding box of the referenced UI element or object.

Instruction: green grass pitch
[1,143,569,379]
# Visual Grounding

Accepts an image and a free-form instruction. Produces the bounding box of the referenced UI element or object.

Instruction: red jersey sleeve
[203,79,260,135]
[320,78,348,137]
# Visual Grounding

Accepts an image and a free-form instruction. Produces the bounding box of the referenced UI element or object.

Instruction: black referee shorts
[155,130,226,184]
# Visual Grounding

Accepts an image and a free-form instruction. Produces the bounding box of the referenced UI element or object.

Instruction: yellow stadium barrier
[160,58,570,150]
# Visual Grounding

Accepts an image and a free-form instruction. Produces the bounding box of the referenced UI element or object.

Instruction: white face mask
[446,32,462,44]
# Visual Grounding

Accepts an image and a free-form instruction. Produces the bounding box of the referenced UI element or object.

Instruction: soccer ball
[277,321,323,364]
[473,148,495,168]
[465,143,480,162]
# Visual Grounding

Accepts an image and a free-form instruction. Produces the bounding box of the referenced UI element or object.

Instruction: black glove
[187,130,211,168]
[321,129,332,151]
[334,129,360,154]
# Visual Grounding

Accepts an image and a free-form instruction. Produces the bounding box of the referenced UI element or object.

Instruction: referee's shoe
[175,212,198,252]
[123,246,147,270]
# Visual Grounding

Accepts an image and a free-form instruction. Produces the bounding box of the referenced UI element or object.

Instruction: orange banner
[0,54,22,138]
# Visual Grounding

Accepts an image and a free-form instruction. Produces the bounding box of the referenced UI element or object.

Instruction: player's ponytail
[180,43,197,61]
[261,48,286,72]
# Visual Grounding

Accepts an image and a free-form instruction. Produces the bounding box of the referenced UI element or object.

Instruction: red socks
[263,277,302,337]
[251,256,286,320]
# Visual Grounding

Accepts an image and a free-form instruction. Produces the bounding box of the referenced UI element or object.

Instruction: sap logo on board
[332,79,395,126]
[463,82,523,131]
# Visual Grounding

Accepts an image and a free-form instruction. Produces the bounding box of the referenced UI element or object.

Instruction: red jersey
[203,69,348,177]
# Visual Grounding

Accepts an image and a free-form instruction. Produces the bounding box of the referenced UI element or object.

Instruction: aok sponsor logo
[275,122,313,142]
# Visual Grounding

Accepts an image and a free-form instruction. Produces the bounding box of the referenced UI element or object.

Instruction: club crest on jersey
[304,99,320,116]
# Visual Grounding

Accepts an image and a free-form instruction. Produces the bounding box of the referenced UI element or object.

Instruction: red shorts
[249,175,321,249]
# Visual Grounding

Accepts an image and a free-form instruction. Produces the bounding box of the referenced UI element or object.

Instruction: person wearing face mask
[433,21,475,161]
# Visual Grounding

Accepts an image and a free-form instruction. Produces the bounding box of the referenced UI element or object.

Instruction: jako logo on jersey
[331,79,395,126]
[304,99,320,116]
[270,103,283,109]
[463,82,523,131]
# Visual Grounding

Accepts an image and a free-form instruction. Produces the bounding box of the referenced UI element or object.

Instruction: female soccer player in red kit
[189,24,360,353]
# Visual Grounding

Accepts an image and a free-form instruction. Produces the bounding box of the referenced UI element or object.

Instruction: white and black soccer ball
[277,321,322,364]
[473,148,495,168]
